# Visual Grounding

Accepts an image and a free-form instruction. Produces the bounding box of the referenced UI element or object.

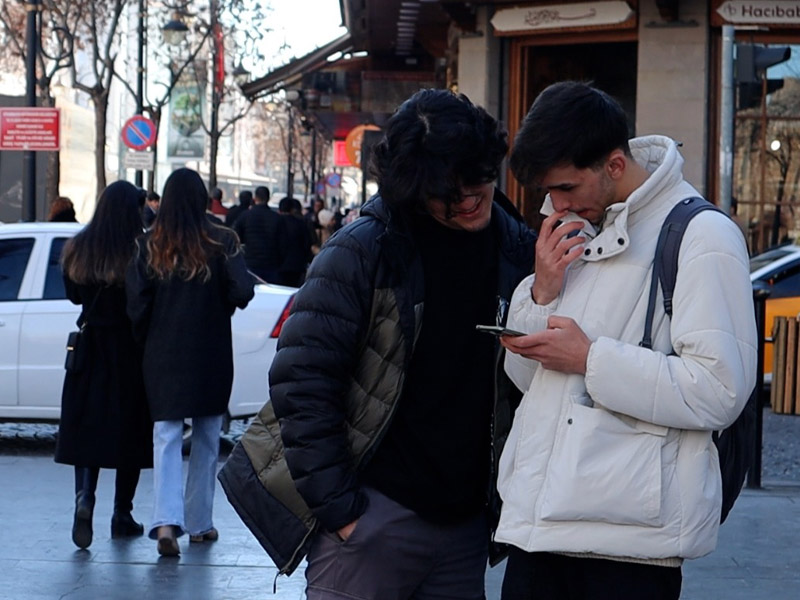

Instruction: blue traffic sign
[121,115,156,150]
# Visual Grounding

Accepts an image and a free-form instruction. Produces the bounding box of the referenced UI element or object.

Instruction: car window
[759,261,800,299]
[43,237,69,299]
[0,238,35,301]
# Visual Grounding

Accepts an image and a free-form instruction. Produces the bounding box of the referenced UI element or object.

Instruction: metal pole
[719,25,734,215]
[747,285,770,489]
[310,126,317,201]
[209,0,221,190]
[22,0,40,222]
[287,105,294,198]
[135,0,145,187]
[766,74,782,247]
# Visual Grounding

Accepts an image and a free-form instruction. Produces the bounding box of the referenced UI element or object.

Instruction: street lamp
[161,14,189,46]
[160,0,227,189]
[232,63,250,87]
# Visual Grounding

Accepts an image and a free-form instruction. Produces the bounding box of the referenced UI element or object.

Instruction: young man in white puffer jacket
[496,81,757,600]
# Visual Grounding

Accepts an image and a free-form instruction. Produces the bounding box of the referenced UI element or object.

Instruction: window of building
[733,43,800,255]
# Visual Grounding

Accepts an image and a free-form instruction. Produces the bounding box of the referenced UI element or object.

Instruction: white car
[0,222,294,424]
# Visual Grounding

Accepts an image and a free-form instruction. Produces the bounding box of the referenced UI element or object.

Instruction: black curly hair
[369,88,508,213]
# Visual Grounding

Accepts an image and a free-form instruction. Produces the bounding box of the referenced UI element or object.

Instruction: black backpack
[641,197,756,524]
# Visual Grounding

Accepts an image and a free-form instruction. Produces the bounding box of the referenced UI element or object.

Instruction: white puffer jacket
[495,136,757,561]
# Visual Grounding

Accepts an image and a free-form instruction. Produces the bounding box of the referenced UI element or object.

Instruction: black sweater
[362,214,497,523]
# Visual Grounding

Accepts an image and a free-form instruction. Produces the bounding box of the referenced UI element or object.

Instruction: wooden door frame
[506,30,638,218]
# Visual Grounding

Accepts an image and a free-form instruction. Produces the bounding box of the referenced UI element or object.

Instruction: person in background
[329,197,345,233]
[48,196,77,222]
[224,88,536,598]
[495,81,756,600]
[225,190,252,227]
[304,196,325,251]
[55,180,153,550]
[142,191,160,228]
[126,168,254,557]
[208,187,228,218]
[233,186,285,283]
[276,196,313,287]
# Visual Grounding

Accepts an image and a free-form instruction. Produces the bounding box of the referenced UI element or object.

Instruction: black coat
[125,226,255,421]
[217,191,536,575]
[233,205,285,277]
[55,279,153,469]
[278,214,312,276]
[225,204,246,227]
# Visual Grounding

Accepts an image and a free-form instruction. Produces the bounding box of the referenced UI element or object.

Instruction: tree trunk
[147,106,162,192]
[209,131,218,190]
[93,90,109,198]
[41,93,60,204]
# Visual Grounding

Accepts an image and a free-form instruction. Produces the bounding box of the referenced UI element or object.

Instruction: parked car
[749,243,800,381]
[0,222,294,425]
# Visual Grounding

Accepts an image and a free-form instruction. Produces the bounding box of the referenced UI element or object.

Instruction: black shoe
[72,491,94,549]
[111,512,144,538]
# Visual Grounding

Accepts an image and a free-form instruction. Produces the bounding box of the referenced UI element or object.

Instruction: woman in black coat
[55,181,152,550]
[126,168,254,557]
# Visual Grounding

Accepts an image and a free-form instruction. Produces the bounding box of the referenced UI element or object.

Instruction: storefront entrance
[508,38,638,227]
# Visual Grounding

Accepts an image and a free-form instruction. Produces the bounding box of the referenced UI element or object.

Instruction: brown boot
[156,525,180,557]
[189,528,219,543]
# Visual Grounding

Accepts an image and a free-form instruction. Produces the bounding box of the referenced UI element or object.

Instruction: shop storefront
[466,0,800,251]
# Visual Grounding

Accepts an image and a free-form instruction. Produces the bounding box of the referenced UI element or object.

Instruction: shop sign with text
[716,1,800,24]
[491,1,635,35]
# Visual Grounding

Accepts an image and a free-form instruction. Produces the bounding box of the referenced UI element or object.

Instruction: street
[1,411,799,599]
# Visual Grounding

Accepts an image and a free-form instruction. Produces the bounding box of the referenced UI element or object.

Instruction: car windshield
[750,248,796,273]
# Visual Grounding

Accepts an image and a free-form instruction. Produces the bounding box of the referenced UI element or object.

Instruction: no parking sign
[121,115,157,151]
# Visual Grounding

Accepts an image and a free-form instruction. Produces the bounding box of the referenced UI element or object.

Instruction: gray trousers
[305,487,488,600]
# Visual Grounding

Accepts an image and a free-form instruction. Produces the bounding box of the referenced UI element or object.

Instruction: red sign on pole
[0,107,60,151]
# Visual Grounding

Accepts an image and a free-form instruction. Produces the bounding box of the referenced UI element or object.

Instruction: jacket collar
[539,135,684,263]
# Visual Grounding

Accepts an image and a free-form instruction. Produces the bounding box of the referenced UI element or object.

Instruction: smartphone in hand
[475,325,526,337]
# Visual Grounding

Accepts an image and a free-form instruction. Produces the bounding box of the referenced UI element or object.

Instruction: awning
[240,33,355,100]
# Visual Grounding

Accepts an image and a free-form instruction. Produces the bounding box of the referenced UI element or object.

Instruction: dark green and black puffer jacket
[218,191,535,576]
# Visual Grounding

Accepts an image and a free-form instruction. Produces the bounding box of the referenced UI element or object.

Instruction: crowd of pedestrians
[52,82,757,600]
[55,166,335,557]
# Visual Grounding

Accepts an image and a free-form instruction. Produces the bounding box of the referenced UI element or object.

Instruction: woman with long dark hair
[126,168,254,557]
[55,180,152,550]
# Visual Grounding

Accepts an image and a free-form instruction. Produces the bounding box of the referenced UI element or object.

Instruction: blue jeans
[148,415,223,539]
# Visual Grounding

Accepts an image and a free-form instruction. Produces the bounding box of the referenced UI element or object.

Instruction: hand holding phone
[475,325,526,337]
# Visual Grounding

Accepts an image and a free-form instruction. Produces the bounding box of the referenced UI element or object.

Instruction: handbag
[64,288,102,374]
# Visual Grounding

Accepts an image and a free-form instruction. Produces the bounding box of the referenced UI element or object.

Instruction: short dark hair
[510,81,632,187]
[238,190,253,208]
[369,88,508,212]
[210,187,223,200]
[254,186,270,203]
[278,197,293,213]
[147,191,160,202]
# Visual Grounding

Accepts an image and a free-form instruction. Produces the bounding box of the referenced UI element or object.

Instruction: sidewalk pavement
[0,450,798,599]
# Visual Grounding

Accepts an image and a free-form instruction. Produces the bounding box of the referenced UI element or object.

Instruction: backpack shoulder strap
[640,197,722,350]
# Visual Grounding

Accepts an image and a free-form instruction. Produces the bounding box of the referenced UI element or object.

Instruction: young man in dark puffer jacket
[219,89,536,599]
